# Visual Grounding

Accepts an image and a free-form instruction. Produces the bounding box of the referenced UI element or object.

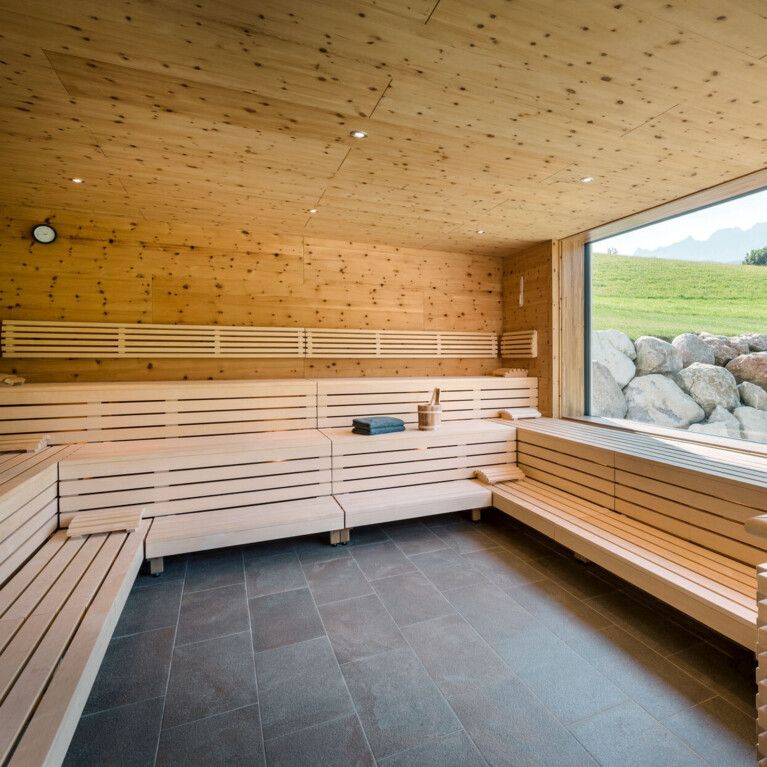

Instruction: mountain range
[621,221,767,263]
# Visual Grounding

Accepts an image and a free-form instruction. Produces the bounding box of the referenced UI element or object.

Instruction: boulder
[634,336,683,377]
[708,405,742,438]
[688,422,731,438]
[591,331,635,388]
[733,406,767,443]
[726,352,767,388]
[701,336,739,366]
[677,363,739,417]
[727,337,751,355]
[623,374,705,428]
[595,329,636,360]
[591,362,628,419]
[671,334,715,367]
[738,381,767,411]
[741,333,767,352]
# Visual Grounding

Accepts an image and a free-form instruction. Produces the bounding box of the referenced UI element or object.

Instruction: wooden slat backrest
[0,376,538,444]
[58,430,332,521]
[0,446,79,588]
[515,418,767,567]
[317,376,538,429]
[0,379,318,444]
[323,421,516,495]
[515,426,615,509]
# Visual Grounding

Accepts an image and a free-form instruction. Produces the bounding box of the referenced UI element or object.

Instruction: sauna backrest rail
[515,418,767,567]
[0,376,538,444]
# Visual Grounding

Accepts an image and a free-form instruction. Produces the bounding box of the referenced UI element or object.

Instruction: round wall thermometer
[32,224,57,244]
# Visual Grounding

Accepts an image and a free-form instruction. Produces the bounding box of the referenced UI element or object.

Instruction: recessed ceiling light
[308,208,318,213]
[580,176,594,183]
[476,230,485,234]
[72,178,84,183]
[350,130,368,139]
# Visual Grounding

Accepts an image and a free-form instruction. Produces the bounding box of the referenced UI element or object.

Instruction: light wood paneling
[0,207,503,381]
[502,242,556,416]
[557,236,587,418]
[0,1,766,255]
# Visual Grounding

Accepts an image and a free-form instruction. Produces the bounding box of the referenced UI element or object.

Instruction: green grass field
[591,253,767,339]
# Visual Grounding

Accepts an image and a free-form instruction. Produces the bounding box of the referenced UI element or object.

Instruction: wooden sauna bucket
[418,388,442,430]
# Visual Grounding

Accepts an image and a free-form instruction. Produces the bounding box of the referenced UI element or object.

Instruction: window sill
[570,414,767,460]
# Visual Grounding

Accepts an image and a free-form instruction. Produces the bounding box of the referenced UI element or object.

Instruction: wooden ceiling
[1,0,766,256]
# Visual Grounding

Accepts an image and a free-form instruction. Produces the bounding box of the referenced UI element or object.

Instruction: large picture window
[588,187,767,444]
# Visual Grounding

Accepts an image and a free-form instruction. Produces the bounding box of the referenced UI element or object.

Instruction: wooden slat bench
[0,446,79,585]
[491,418,767,649]
[0,379,318,444]
[317,376,537,429]
[59,430,344,573]
[325,421,515,528]
[0,521,149,766]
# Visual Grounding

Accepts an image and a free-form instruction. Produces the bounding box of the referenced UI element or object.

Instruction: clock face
[32,224,57,244]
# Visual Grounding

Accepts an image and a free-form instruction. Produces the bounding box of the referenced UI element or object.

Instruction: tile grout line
[299,553,379,765]
[242,548,268,765]
[151,554,188,767]
[343,525,492,767]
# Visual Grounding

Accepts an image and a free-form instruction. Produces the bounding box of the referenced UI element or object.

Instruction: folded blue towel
[352,416,405,430]
[352,425,406,436]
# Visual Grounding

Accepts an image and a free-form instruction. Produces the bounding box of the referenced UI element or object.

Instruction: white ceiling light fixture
[72,178,84,183]
[350,130,368,139]
[308,208,318,213]
[476,229,485,234]
[580,176,594,183]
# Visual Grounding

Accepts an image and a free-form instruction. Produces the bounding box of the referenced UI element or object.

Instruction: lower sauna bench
[144,496,346,564]
[493,477,757,649]
[335,481,492,528]
[0,522,149,766]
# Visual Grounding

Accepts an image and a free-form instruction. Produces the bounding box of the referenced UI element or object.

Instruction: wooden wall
[502,241,557,417]
[0,206,505,382]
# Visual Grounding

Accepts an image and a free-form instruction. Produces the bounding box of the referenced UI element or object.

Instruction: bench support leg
[148,557,164,577]
[574,553,591,565]
[470,508,482,523]
[329,529,350,546]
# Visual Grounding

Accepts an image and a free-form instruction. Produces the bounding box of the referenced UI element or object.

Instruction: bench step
[0,522,149,766]
[335,479,492,527]
[493,478,756,649]
[145,496,346,558]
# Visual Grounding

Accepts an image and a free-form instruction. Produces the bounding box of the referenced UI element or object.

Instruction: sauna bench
[491,417,767,649]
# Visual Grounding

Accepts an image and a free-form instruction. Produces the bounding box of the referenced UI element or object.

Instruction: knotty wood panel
[0,207,505,381]
[502,242,556,416]
[1,1,766,256]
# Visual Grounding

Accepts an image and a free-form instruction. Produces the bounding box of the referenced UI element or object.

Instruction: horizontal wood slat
[0,522,148,766]
[324,421,512,526]
[0,376,538,444]
[500,330,537,358]
[305,328,498,358]
[2,320,306,358]
[514,418,767,568]
[492,478,756,648]
[3,322,502,360]
[317,376,537,429]
[0,379,318,443]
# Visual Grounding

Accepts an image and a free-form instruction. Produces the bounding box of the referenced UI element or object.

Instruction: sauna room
[1,1,766,765]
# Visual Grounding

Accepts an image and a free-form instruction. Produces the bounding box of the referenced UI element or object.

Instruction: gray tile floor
[64,510,756,767]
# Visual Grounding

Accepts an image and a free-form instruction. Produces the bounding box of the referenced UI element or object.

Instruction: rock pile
[592,329,767,443]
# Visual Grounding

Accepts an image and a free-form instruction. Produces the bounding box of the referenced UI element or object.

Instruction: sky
[594,186,767,256]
